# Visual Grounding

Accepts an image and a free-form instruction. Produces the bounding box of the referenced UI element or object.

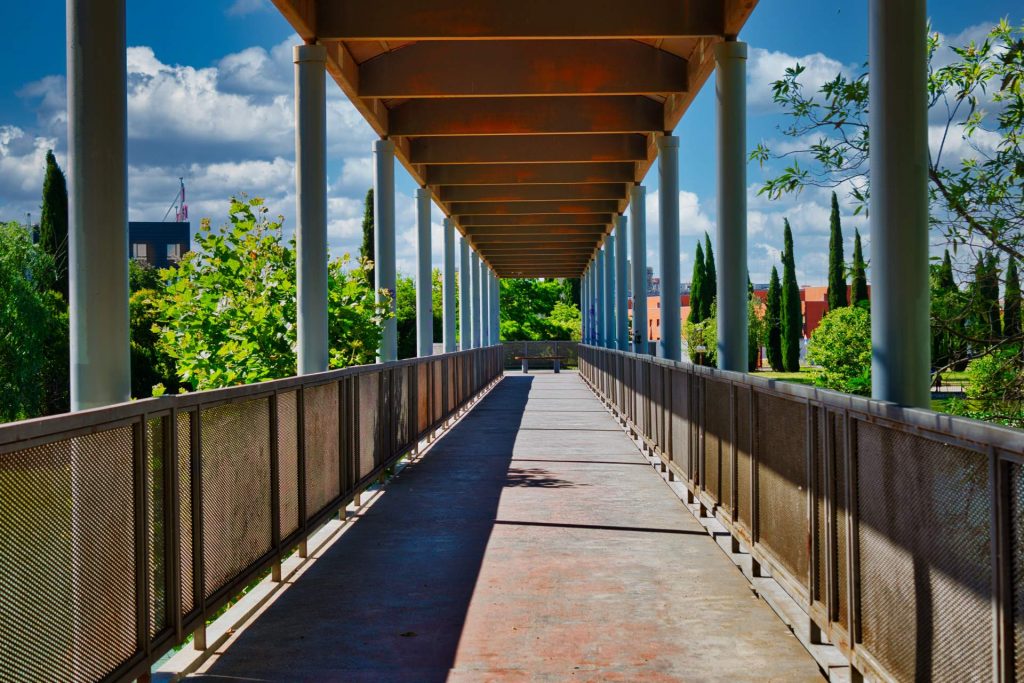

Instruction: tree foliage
[827,191,847,310]
[685,301,716,368]
[499,278,580,341]
[359,188,374,286]
[766,265,784,371]
[780,220,802,371]
[38,150,69,300]
[688,240,706,325]
[703,232,717,316]
[850,228,869,309]
[807,306,872,395]
[0,222,68,421]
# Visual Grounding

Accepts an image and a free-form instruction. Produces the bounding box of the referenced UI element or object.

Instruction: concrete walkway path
[191,372,822,682]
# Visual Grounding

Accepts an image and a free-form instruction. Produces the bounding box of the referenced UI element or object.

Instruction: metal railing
[501,341,579,370]
[579,345,1024,682]
[0,346,504,683]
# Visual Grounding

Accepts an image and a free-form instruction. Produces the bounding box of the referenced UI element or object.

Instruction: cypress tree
[703,232,717,320]
[851,229,869,309]
[985,252,1002,340]
[688,240,706,325]
[931,249,958,370]
[359,188,374,285]
[39,149,69,299]
[826,192,847,311]
[766,265,783,371]
[1004,256,1021,342]
[780,219,802,372]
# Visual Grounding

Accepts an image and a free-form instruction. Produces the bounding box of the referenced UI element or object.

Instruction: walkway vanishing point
[181,372,823,682]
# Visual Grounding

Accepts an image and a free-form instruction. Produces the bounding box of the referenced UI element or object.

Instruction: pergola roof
[270,0,758,278]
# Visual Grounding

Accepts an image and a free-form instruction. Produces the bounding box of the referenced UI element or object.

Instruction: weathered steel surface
[192,373,821,681]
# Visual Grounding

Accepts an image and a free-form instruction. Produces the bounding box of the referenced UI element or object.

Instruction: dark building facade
[128,222,190,268]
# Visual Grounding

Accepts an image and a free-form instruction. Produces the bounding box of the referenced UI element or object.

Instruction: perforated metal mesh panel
[432,361,443,424]
[834,413,849,631]
[0,426,136,682]
[393,366,410,452]
[704,379,730,505]
[277,391,299,539]
[812,407,825,608]
[147,417,167,638]
[359,372,380,479]
[177,411,194,616]
[670,370,691,476]
[1009,460,1023,679]
[856,420,993,681]
[650,366,664,453]
[755,392,809,588]
[416,364,429,435]
[735,386,752,530]
[303,383,340,520]
[201,399,273,598]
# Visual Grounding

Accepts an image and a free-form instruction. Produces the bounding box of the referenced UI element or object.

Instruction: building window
[131,242,149,262]
[167,243,183,262]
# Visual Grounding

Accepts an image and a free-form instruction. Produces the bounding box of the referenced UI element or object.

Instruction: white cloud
[747,47,855,113]
[225,0,270,17]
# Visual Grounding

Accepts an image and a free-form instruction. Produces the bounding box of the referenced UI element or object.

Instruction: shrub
[807,306,871,395]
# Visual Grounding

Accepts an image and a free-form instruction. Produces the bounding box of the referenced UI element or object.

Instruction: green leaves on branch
[807,306,872,396]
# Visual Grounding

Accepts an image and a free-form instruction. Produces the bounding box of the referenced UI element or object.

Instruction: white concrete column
[294,44,329,375]
[443,218,457,353]
[415,188,433,357]
[581,268,588,343]
[595,252,605,347]
[604,238,616,348]
[869,0,930,407]
[68,0,130,410]
[630,186,648,354]
[491,270,501,343]
[470,251,482,348]
[715,41,749,372]
[615,216,629,351]
[481,264,491,346]
[657,136,681,361]
[374,139,397,362]
[459,237,471,350]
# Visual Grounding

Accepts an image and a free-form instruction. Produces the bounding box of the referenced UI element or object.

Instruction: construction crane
[161,177,189,222]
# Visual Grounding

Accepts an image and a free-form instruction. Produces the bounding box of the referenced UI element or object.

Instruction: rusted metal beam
[459,214,614,227]
[357,41,686,98]
[465,225,609,236]
[471,234,600,244]
[428,163,635,186]
[390,96,663,137]
[452,200,620,216]
[409,134,648,165]
[317,0,725,40]
[440,184,627,203]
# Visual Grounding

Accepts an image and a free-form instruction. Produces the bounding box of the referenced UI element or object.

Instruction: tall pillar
[470,251,482,348]
[459,237,471,350]
[715,41,749,372]
[615,216,629,351]
[68,0,130,410]
[581,268,588,343]
[869,0,930,407]
[294,44,328,375]
[481,265,491,346]
[595,251,605,347]
[630,186,648,354]
[374,139,397,362]
[490,270,501,344]
[604,238,616,348]
[657,136,681,361]
[415,188,433,357]
[443,218,457,353]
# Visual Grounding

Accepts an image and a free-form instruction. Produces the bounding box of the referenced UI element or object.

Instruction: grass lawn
[751,367,820,387]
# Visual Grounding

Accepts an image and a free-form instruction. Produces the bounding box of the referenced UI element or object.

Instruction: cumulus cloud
[747,47,855,113]
[225,0,271,17]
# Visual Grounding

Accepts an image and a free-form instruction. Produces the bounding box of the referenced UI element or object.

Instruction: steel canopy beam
[316,0,725,40]
[451,200,620,216]
[358,40,687,98]
[390,96,663,136]
[439,184,628,203]
[409,134,648,165]
[459,214,613,226]
[464,225,609,236]
[427,163,635,186]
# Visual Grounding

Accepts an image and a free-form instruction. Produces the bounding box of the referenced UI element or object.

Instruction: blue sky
[0,1,1016,283]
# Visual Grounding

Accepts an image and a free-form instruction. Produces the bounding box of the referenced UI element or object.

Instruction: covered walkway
[188,372,821,681]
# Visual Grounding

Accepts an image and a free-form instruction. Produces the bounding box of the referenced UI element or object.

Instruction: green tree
[850,228,869,309]
[359,188,374,286]
[153,197,387,390]
[129,260,179,398]
[703,232,717,320]
[688,240,706,325]
[685,301,717,367]
[766,265,784,371]
[931,249,966,371]
[827,191,847,311]
[748,278,767,371]
[780,220,802,371]
[0,222,68,421]
[498,278,578,340]
[38,150,69,300]
[807,306,872,395]
[1005,256,1021,341]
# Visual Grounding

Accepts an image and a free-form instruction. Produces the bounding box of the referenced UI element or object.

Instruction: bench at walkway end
[515,355,567,373]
